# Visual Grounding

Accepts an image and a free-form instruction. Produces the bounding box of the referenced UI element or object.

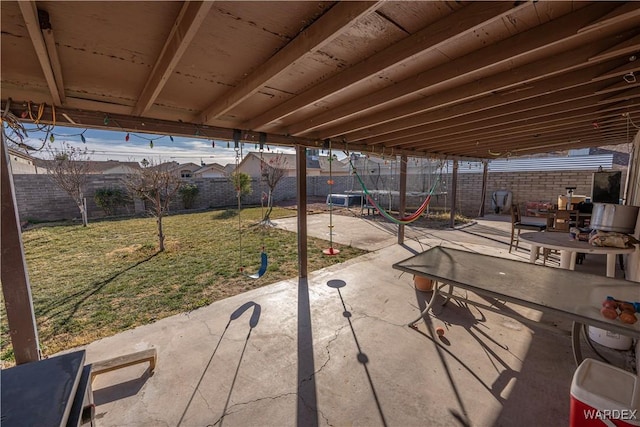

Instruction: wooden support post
[1,135,40,364]
[450,160,459,228]
[398,155,407,244]
[478,160,488,217]
[296,146,308,278]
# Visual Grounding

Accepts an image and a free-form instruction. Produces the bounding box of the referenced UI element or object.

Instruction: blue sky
[16,125,296,166]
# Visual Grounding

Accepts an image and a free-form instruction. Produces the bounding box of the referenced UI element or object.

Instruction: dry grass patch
[1,207,367,364]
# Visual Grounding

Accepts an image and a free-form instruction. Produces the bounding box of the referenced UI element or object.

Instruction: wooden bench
[90,348,157,382]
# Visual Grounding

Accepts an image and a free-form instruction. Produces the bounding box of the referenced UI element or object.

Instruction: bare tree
[46,142,93,226]
[124,161,182,252]
[260,153,287,225]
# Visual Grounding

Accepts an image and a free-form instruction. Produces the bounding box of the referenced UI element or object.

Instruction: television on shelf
[591,171,621,204]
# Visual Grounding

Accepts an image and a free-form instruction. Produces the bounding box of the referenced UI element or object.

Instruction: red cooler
[570,358,640,426]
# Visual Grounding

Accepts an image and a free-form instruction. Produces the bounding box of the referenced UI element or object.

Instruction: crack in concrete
[217,323,351,426]
[356,311,407,328]
[210,392,296,426]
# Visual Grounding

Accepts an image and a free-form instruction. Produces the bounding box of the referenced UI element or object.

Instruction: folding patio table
[392,246,640,365]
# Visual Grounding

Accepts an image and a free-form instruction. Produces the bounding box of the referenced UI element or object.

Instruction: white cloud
[18,127,296,167]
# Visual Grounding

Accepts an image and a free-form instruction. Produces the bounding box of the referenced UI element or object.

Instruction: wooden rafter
[17,1,63,106]
[588,34,640,62]
[199,1,383,124]
[368,83,634,147]
[242,1,522,131]
[395,105,638,150]
[322,37,629,141]
[132,1,214,116]
[285,2,623,136]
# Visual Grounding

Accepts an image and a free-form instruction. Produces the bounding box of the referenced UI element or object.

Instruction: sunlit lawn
[1,207,367,362]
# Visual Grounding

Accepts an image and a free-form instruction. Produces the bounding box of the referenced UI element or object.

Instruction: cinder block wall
[12,169,623,222]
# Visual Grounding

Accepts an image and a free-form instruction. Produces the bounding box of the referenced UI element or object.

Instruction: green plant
[179,183,199,209]
[230,172,252,197]
[94,187,129,216]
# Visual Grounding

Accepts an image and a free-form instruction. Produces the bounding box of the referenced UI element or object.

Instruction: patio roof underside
[2,1,640,159]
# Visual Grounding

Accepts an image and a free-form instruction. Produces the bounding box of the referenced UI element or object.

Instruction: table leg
[560,251,573,270]
[606,254,616,278]
[571,321,583,366]
[529,245,539,263]
[408,282,446,326]
[569,252,577,270]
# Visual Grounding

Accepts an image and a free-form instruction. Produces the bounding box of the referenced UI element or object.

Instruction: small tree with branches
[124,161,182,252]
[260,153,288,225]
[46,142,93,226]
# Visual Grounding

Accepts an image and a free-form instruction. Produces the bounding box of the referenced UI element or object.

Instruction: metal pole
[296,146,308,278]
[398,155,407,244]
[450,160,459,228]
[478,160,488,217]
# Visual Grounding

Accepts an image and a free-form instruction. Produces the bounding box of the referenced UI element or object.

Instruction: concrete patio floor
[79,213,633,427]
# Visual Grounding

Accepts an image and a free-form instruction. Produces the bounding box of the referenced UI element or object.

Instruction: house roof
[194,162,226,175]
[7,146,35,161]
[240,152,296,170]
[2,2,639,160]
[32,158,141,173]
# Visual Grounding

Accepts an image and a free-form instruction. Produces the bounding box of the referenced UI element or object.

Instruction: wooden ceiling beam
[591,61,640,82]
[324,39,632,141]
[588,34,640,62]
[132,1,214,117]
[594,78,640,95]
[433,129,630,158]
[242,1,522,130]
[376,89,640,148]
[286,2,626,136]
[413,113,637,153]
[41,27,65,105]
[395,105,639,150]
[393,104,640,147]
[410,120,635,156]
[364,81,609,146]
[596,86,640,104]
[5,100,481,161]
[17,2,63,106]
[464,133,628,158]
[390,109,614,150]
[199,1,382,124]
[579,2,640,34]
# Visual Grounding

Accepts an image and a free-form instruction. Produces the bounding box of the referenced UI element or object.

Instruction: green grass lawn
[1,207,367,362]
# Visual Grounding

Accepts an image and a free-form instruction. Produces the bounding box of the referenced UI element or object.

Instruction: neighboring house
[8,147,40,174]
[193,163,227,178]
[318,155,350,176]
[169,162,200,178]
[31,158,141,174]
[233,151,320,178]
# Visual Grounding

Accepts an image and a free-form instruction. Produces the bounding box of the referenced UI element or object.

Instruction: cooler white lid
[571,358,639,412]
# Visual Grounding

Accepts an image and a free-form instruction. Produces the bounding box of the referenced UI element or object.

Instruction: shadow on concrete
[297,277,319,427]
[328,279,389,427]
[412,287,575,426]
[460,223,512,247]
[93,367,154,406]
[177,301,261,427]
